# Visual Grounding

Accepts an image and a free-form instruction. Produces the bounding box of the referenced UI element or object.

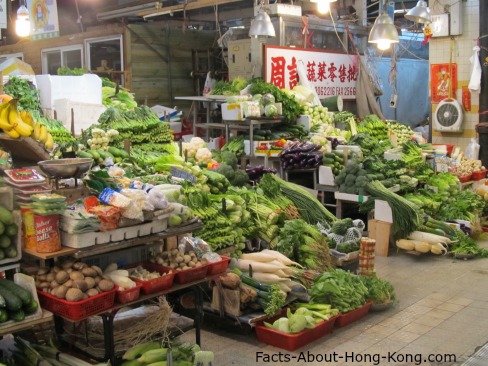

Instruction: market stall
[0,71,485,365]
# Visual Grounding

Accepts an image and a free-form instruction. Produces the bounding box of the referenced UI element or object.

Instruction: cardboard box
[368,219,392,257]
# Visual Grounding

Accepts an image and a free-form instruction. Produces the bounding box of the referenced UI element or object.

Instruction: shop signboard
[430,63,457,103]
[264,45,358,100]
[0,0,6,29]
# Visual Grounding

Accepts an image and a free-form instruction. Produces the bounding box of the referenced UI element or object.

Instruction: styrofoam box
[53,99,106,136]
[36,74,103,109]
[318,166,335,186]
[297,115,311,130]
[124,225,139,240]
[374,200,393,223]
[0,210,22,266]
[169,122,182,133]
[335,145,363,159]
[137,222,153,237]
[221,103,243,121]
[335,192,369,203]
[61,231,98,249]
[151,218,168,233]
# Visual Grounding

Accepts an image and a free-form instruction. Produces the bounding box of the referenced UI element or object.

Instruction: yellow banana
[33,122,41,141]
[39,125,48,143]
[3,127,20,139]
[20,110,34,127]
[7,100,33,137]
[44,133,54,150]
[0,102,14,131]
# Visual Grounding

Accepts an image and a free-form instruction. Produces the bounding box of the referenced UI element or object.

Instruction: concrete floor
[179,248,488,366]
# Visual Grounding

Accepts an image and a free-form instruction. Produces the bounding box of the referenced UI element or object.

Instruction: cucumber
[88,150,101,160]
[98,150,115,160]
[0,286,22,311]
[119,149,129,159]
[0,280,32,306]
[0,309,7,322]
[0,206,13,225]
[108,146,122,157]
[8,309,25,322]
[24,298,39,315]
[76,151,94,159]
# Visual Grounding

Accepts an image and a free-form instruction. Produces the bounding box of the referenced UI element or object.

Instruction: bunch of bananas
[0,99,34,139]
[32,120,54,149]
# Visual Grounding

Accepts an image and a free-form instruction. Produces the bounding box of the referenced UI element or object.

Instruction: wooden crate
[368,219,392,257]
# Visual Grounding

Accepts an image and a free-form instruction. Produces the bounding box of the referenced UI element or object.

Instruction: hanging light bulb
[377,41,392,51]
[15,1,31,38]
[317,1,330,14]
[368,0,399,50]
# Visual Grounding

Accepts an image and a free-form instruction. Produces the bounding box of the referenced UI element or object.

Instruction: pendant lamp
[249,1,275,38]
[368,1,399,50]
[405,1,432,24]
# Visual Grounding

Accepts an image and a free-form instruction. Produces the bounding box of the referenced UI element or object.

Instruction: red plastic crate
[334,301,372,328]
[37,287,117,321]
[458,174,473,183]
[116,283,142,304]
[255,315,337,351]
[472,170,488,181]
[207,256,231,275]
[128,262,175,295]
[163,264,209,284]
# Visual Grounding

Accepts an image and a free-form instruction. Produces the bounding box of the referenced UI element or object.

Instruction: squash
[396,239,415,251]
[414,241,432,253]
[430,243,448,255]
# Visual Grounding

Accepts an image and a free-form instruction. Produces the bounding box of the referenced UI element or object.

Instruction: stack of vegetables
[309,269,369,314]
[451,158,485,179]
[264,307,338,334]
[301,104,333,132]
[258,174,301,220]
[386,120,414,145]
[213,150,249,187]
[321,218,363,253]
[279,142,323,171]
[236,249,302,295]
[277,219,332,271]
[130,142,181,168]
[357,115,389,141]
[97,105,173,145]
[101,82,138,111]
[349,132,392,157]
[322,150,345,176]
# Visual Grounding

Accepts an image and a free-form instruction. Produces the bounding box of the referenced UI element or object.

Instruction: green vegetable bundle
[359,276,396,305]
[310,269,368,313]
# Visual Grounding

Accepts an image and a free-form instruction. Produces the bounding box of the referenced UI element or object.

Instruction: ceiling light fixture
[368,0,399,50]
[249,1,275,38]
[15,0,30,38]
[404,0,432,24]
[311,0,336,15]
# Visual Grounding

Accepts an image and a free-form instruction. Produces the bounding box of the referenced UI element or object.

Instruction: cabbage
[305,315,316,329]
[288,313,307,333]
[252,94,263,103]
[264,317,290,333]
[264,104,278,117]
[263,93,276,105]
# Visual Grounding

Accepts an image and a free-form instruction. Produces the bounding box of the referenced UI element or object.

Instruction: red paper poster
[431,63,457,103]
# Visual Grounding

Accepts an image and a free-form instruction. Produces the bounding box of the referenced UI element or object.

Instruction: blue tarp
[375,58,430,128]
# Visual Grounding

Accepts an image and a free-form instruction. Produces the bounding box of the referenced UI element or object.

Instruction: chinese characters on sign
[430,63,457,103]
[264,46,358,99]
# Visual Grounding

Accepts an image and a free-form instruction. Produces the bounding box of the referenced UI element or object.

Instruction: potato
[72,262,87,271]
[50,280,59,289]
[65,288,84,302]
[81,267,97,278]
[81,293,89,300]
[70,271,84,281]
[62,260,75,270]
[91,265,103,277]
[66,268,73,274]
[52,266,62,273]
[55,270,69,285]
[94,276,102,285]
[37,274,47,282]
[39,281,50,289]
[86,288,99,297]
[85,277,96,289]
[64,279,73,288]
[53,285,69,299]
[72,279,88,292]
[37,268,49,276]
[98,279,114,292]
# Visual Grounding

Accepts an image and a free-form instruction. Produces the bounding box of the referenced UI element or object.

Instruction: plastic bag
[202,71,216,95]
[147,187,169,210]
[465,138,480,160]
[119,189,148,221]
[178,236,213,259]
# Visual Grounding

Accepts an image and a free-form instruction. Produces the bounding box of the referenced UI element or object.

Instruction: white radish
[260,249,303,267]
[248,272,289,283]
[407,231,452,244]
[237,259,289,273]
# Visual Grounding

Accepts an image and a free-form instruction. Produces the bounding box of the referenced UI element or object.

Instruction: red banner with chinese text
[264,46,358,100]
[430,63,457,103]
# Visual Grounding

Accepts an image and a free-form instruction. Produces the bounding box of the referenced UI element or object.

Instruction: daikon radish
[106,274,136,289]
[240,252,278,263]
[105,269,129,277]
[261,249,303,267]
[278,282,292,293]
[237,259,288,273]
[248,272,289,283]
[414,241,432,253]
[272,269,289,278]
[396,239,415,251]
[408,231,452,244]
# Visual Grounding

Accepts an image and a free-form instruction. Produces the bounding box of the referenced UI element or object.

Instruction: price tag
[170,167,196,183]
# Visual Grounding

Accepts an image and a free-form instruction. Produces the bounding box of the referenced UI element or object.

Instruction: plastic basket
[37,287,117,321]
[116,283,142,304]
[255,314,337,351]
[334,301,372,328]
[164,264,209,284]
[207,256,231,275]
[128,262,175,295]
[472,170,488,181]
[458,174,473,183]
